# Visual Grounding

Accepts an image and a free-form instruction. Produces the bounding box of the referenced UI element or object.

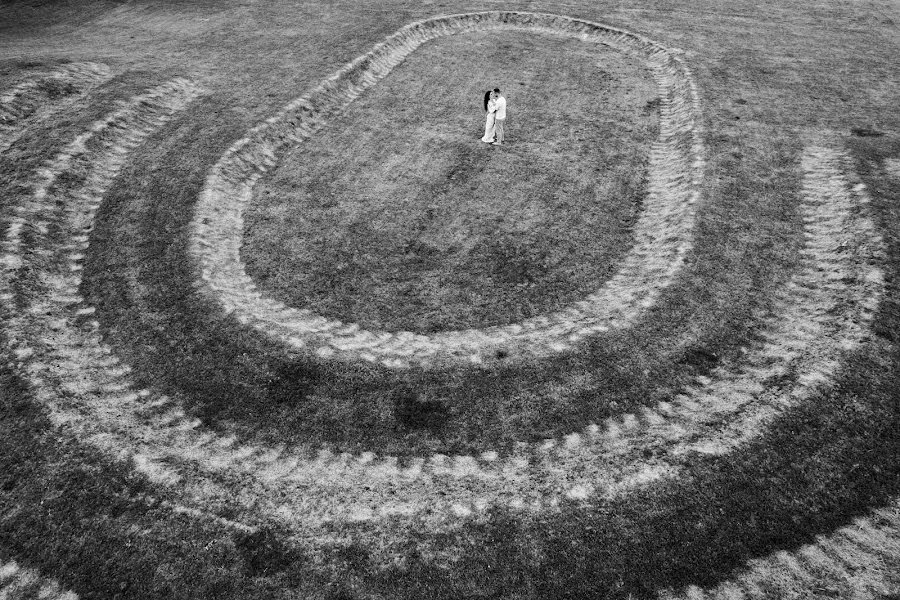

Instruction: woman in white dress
[481,90,496,143]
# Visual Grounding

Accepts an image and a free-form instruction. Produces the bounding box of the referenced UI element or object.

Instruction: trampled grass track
[0,2,897,599]
[0,559,77,600]
[661,504,900,599]
[2,503,899,599]
[0,62,112,154]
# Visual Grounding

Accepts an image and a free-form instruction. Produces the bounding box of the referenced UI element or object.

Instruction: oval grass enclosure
[190,11,706,369]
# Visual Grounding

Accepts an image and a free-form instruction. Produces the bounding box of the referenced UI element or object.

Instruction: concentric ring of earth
[191,12,705,370]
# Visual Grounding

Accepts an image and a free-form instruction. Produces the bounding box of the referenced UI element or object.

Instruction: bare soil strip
[661,503,900,600]
[0,62,111,155]
[0,559,78,600]
[189,11,705,369]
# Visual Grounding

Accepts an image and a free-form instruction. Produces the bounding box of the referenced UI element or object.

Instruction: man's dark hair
[493,88,501,93]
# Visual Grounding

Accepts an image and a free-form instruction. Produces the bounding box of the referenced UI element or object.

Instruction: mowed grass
[244,30,656,332]
[0,1,899,599]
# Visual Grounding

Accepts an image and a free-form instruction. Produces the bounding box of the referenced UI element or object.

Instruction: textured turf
[0,1,898,599]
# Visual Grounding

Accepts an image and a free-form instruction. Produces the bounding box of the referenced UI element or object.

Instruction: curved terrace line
[188,11,706,369]
[0,78,204,486]
[0,62,111,155]
[0,559,78,600]
[660,503,900,600]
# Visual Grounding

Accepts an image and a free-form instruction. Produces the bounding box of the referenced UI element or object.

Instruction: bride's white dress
[481,99,496,142]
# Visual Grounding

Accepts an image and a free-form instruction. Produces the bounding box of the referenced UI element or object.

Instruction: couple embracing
[481,88,506,145]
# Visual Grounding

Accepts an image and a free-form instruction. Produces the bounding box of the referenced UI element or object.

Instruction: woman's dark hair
[483,90,492,112]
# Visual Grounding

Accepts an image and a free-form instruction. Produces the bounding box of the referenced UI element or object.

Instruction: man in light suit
[492,88,506,146]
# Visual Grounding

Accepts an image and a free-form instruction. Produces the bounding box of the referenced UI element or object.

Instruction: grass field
[244,30,657,333]
[0,1,898,599]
